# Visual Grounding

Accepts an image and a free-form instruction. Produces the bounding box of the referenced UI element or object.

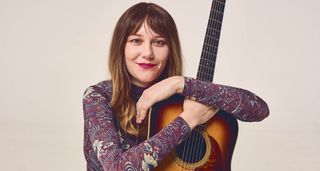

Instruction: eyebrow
[129,34,165,38]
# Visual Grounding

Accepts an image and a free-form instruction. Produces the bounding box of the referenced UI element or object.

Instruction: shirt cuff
[181,76,197,101]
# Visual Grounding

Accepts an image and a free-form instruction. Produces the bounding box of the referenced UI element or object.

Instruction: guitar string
[181,96,192,168]
[194,0,225,168]
[187,0,220,168]
[180,0,225,169]
[180,122,189,169]
[187,0,213,168]
[189,127,198,167]
[184,125,193,169]
[195,0,212,164]
[195,0,219,166]
[180,128,188,170]
[198,0,218,162]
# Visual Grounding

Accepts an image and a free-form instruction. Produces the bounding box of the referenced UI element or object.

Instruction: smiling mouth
[137,63,156,69]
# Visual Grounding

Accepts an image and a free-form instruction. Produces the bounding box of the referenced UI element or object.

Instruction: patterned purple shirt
[82,77,269,170]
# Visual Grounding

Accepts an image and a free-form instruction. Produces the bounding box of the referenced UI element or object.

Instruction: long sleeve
[182,77,269,122]
[83,84,191,171]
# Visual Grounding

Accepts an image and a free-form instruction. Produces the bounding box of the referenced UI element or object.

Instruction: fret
[207,29,220,36]
[202,49,217,58]
[199,64,215,74]
[204,34,220,42]
[199,61,214,70]
[208,17,222,24]
[199,69,208,80]
[214,13,223,21]
[204,34,220,41]
[199,57,216,64]
[206,25,222,32]
[199,59,213,66]
[198,64,214,73]
[197,0,226,81]
[198,64,215,74]
[199,60,212,67]
[197,70,213,81]
[197,74,213,82]
[202,49,217,57]
[203,45,215,53]
[208,22,222,31]
[199,59,215,68]
[204,41,218,48]
[215,22,222,29]
[212,3,224,11]
[204,41,214,46]
[218,1,226,13]
[205,33,220,42]
[200,52,217,63]
[205,30,221,40]
[205,36,219,44]
[211,3,224,14]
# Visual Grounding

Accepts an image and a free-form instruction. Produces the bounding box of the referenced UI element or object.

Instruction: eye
[153,39,166,47]
[129,38,142,45]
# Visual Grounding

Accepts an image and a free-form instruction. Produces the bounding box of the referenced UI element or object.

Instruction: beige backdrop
[1,0,319,170]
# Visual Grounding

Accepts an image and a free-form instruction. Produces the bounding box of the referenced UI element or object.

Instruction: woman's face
[124,21,169,87]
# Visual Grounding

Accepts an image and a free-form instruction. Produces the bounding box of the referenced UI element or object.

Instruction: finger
[136,105,143,123]
[139,108,147,123]
[136,102,141,123]
[136,111,140,123]
[136,106,148,123]
[210,107,219,116]
[136,98,147,121]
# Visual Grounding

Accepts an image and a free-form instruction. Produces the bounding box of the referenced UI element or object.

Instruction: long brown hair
[108,2,182,135]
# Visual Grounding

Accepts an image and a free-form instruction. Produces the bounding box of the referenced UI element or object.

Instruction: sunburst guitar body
[147,95,238,171]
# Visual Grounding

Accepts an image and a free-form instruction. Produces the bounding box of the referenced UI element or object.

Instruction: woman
[83,2,269,171]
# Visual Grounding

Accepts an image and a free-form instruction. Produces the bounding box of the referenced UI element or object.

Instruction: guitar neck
[197,0,226,82]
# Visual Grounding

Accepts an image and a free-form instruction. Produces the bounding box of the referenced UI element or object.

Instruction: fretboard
[196,0,226,82]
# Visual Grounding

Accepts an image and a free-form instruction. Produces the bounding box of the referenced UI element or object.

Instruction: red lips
[137,63,156,69]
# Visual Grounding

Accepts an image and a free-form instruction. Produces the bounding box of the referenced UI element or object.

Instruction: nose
[141,42,154,60]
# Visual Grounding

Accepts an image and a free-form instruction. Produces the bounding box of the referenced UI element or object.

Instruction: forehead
[131,21,163,37]
[136,22,160,36]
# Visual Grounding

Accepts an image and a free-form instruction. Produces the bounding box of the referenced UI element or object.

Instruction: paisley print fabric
[183,77,269,121]
[82,77,269,170]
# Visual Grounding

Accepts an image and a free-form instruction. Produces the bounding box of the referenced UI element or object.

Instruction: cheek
[154,49,170,76]
[154,44,169,58]
[124,44,132,60]
[124,43,140,61]
[124,45,136,73]
[159,48,170,65]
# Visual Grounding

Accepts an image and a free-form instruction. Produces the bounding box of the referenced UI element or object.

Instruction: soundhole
[175,129,207,164]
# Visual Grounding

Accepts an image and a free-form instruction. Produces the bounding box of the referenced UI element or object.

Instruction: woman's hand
[136,76,184,123]
[180,99,219,129]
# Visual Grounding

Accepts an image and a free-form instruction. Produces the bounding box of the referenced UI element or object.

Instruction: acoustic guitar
[147,0,238,170]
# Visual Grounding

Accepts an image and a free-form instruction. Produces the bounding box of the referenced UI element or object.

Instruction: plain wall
[1,0,319,170]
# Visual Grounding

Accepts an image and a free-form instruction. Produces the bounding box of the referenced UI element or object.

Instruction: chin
[136,76,158,86]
